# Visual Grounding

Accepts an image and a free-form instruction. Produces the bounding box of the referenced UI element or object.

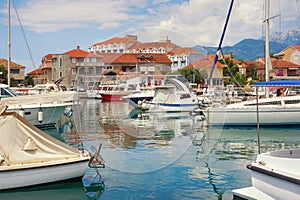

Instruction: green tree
[24,75,34,86]
[222,57,239,77]
[177,68,206,84]
[0,65,8,84]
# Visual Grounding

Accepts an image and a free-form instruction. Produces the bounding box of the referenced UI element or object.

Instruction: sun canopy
[252,80,300,87]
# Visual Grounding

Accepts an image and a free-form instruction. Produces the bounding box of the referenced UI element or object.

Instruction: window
[59,58,62,67]
[84,57,90,63]
[79,68,85,74]
[71,58,76,63]
[59,71,63,78]
[91,58,97,63]
[88,67,94,74]
[104,66,112,70]
[72,68,76,75]
[11,68,20,74]
[96,67,102,74]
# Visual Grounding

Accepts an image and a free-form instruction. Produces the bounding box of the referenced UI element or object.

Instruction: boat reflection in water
[92,101,208,173]
[5,99,297,199]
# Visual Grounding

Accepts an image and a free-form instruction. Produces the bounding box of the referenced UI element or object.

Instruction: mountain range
[193,28,300,61]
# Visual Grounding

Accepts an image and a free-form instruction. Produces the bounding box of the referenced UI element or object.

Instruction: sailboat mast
[265,0,270,97]
[7,0,11,87]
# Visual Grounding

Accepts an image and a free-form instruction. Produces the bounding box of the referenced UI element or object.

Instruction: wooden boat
[0,106,91,190]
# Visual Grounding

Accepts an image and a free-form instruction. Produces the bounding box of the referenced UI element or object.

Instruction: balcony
[76,62,104,67]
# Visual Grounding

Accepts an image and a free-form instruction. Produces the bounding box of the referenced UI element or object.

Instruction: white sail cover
[0,110,81,165]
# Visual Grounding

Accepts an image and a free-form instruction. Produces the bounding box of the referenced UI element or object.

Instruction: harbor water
[0,98,299,200]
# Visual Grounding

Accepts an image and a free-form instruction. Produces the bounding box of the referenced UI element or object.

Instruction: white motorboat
[98,75,165,102]
[0,84,78,128]
[14,82,63,95]
[0,106,91,190]
[232,149,300,200]
[141,78,200,112]
[122,87,155,108]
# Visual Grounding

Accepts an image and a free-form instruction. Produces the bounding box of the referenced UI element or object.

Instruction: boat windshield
[1,87,18,97]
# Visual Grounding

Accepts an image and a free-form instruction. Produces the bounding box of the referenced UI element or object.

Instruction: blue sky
[0,0,299,73]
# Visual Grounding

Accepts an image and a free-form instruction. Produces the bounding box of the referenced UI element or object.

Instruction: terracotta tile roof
[91,36,139,47]
[272,59,300,68]
[255,58,300,69]
[27,68,43,75]
[129,41,179,52]
[0,58,26,69]
[292,45,300,51]
[96,53,123,63]
[168,47,201,56]
[112,53,171,64]
[188,54,223,68]
[64,46,101,58]
[43,54,54,61]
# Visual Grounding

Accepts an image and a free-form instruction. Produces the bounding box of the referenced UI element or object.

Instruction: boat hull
[143,102,199,112]
[7,103,70,128]
[250,168,300,199]
[0,158,90,190]
[100,93,128,102]
[203,107,300,126]
[233,149,300,199]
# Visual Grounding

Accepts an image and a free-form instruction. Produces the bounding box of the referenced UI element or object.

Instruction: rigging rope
[296,0,300,18]
[206,0,235,88]
[12,0,36,69]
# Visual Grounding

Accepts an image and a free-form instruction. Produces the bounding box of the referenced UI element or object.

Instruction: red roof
[168,47,201,56]
[188,54,223,68]
[43,54,54,61]
[112,53,171,64]
[64,46,100,58]
[255,58,300,69]
[96,53,123,63]
[27,68,43,75]
[0,58,26,69]
[292,45,300,51]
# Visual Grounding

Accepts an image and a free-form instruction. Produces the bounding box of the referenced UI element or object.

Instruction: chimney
[77,46,80,50]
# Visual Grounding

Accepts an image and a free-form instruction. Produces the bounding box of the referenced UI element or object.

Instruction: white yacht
[0,84,77,128]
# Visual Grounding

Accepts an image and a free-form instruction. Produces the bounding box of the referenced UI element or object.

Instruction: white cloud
[9,0,146,33]
[2,0,299,45]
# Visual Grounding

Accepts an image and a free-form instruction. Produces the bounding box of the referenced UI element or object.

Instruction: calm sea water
[0,98,299,200]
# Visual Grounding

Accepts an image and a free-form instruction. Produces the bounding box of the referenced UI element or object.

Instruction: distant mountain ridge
[193,28,300,61]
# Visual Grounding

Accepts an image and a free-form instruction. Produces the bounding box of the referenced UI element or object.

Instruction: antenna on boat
[256,88,261,154]
[206,0,234,92]
[264,0,271,97]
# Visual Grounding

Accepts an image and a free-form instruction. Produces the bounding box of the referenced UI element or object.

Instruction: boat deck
[232,187,275,200]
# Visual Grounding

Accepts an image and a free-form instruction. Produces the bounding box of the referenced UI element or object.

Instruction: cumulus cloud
[2,0,299,45]
[7,0,146,33]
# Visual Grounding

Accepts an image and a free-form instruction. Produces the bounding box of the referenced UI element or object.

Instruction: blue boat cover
[252,80,300,87]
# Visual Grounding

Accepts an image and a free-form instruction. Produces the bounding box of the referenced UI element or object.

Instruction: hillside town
[1,34,300,90]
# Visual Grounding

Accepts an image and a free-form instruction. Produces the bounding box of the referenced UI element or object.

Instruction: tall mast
[265,0,270,97]
[7,0,11,87]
